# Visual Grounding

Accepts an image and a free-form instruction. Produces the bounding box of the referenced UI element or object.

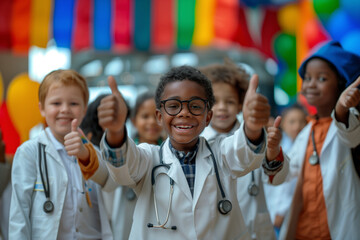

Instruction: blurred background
[0,0,360,156]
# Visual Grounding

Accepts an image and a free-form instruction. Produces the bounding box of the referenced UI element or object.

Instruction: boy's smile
[156,80,212,152]
[40,85,87,144]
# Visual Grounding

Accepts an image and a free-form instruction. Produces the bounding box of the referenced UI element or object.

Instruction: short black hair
[155,65,215,110]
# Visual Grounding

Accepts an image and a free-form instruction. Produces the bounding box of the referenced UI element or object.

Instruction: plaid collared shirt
[169,141,199,197]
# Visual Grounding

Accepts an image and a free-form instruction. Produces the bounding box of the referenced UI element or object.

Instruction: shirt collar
[168,139,199,164]
[45,127,64,151]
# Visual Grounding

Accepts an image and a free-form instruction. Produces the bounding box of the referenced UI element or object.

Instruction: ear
[155,109,163,126]
[205,110,213,127]
[39,102,45,117]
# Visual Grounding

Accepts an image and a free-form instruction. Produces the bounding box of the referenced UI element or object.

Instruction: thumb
[246,74,259,96]
[71,119,78,132]
[273,116,282,128]
[108,76,121,96]
[349,75,360,89]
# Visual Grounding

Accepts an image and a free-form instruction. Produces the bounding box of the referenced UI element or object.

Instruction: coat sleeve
[332,108,360,148]
[9,142,37,240]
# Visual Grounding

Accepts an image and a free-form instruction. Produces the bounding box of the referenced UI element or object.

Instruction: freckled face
[40,85,87,144]
[156,80,212,152]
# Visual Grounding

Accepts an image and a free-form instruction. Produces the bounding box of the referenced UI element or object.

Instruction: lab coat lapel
[192,139,212,208]
[162,141,193,202]
[38,131,64,168]
[320,121,335,157]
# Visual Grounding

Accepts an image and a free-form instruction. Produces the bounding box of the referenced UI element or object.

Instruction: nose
[177,102,191,117]
[60,103,70,112]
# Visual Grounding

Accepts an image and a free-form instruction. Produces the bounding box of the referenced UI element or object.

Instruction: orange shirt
[296,117,332,240]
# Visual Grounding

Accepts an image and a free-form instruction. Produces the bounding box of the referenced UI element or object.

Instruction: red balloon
[0,101,20,155]
[304,19,329,49]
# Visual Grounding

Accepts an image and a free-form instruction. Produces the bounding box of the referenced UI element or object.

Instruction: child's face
[211,82,242,133]
[301,58,340,116]
[156,80,212,152]
[132,98,163,144]
[39,85,87,144]
[281,109,307,141]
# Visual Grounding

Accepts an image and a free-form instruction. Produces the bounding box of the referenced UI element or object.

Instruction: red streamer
[0,0,12,49]
[260,8,281,59]
[113,0,132,52]
[73,0,93,51]
[234,7,255,48]
[11,0,31,54]
[214,0,239,46]
[152,0,174,52]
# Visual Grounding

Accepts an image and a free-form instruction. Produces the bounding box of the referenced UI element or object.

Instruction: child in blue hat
[280,41,360,239]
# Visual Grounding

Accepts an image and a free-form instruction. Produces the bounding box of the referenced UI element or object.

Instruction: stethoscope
[309,129,319,165]
[38,142,54,213]
[248,171,259,196]
[147,140,232,231]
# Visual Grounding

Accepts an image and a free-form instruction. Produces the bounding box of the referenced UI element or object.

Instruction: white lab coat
[202,122,287,240]
[99,122,267,240]
[9,130,113,240]
[280,109,360,240]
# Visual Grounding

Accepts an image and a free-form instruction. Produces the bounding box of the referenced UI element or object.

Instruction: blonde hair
[38,69,89,105]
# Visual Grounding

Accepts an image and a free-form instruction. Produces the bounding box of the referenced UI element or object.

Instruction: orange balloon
[7,73,43,143]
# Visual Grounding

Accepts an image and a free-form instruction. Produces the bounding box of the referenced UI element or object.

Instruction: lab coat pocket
[31,177,55,218]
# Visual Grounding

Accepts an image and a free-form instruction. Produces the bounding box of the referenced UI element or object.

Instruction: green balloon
[279,69,297,97]
[274,33,297,68]
[313,0,339,16]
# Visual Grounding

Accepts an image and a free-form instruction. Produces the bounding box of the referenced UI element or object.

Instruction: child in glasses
[280,41,360,239]
[79,65,287,239]
[200,61,288,240]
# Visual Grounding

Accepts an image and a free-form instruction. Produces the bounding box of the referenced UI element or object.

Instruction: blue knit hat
[298,41,360,87]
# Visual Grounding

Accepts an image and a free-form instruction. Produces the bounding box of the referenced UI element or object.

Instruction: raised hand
[97,76,128,146]
[64,119,89,161]
[242,74,271,142]
[266,116,282,161]
[335,76,360,125]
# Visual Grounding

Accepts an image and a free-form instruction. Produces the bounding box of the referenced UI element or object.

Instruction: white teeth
[176,125,192,129]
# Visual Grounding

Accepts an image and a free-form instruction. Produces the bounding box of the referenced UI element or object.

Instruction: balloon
[273,33,296,68]
[304,19,329,49]
[326,9,360,41]
[6,73,43,143]
[313,0,339,23]
[279,68,297,97]
[0,102,21,155]
[341,30,360,56]
[278,3,299,35]
[341,0,360,22]
[0,72,3,105]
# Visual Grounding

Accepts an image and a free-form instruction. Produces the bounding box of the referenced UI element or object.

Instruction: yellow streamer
[192,0,216,47]
[30,0,52,48]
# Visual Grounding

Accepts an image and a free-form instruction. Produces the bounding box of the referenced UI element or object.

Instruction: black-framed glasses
[160,98,208,116]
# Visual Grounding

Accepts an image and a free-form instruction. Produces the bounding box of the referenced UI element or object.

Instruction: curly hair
[199,59,250,104]
[155,65,215,110]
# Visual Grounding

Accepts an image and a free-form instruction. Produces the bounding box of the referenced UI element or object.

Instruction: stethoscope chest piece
[309,152,319,165]
[218,199,232,215]
[43,199,54,213]
[248,182,259,196]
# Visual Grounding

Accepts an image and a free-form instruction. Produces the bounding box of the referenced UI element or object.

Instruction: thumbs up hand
[266,116,282,161]
[97,76,128,146]
[64,119,89,161]
[335,76,360,125]
[242,74,271,142]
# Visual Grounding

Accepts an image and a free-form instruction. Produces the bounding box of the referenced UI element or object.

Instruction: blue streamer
[53,0,75,48]
[134,0,151,51]
[94,0,112,50]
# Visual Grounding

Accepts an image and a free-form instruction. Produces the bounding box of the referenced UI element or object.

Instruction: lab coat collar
[37,129,65,168]
[161,138,213,203]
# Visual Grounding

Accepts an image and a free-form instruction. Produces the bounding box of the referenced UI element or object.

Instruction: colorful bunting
[11,0,31,54]
[134,0,151,51]
[30,0,51,48]
[0,0,12,49]
[177,0,196,50]
[192,0,215,47]
[94,0,112,50]
[53,0,75,48]
[113,0,132,52]
[73,0,93,51]
[152,0,174,52]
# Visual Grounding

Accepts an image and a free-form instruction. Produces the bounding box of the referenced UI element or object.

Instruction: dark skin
[97,75,280,160]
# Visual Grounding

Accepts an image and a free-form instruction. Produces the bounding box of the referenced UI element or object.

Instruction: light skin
[39,84,89,161]
[99,74,280,160]
[132,98,163,145]
[301,58,341,118]
[335,76,360,126]
[211,82,242,133]
[281,109,307,141]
